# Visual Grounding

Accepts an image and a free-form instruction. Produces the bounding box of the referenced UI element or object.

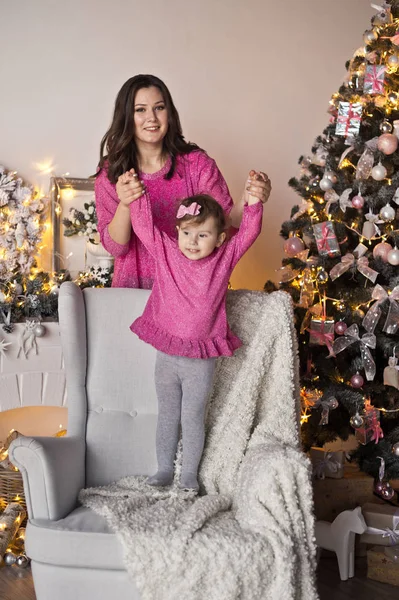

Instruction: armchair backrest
[59,283,157,487]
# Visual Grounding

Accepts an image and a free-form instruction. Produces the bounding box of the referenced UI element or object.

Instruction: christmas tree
[275,1,399,496]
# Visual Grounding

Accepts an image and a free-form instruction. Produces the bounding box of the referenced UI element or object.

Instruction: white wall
[1,0,374,292]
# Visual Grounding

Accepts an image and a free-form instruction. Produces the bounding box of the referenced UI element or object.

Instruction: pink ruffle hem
[130,318,242,359]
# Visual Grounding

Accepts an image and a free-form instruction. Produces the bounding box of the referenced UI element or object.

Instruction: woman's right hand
[116,169,146,207]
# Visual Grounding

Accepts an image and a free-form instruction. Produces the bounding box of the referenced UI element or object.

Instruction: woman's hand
[242,170,271,205]
[116,169,146,207]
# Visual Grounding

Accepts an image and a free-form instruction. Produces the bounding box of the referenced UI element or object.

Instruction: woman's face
[133,86,168,147]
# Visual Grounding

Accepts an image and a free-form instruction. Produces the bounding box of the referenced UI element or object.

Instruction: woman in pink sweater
[127,185,263,491]
[95,74,271,289]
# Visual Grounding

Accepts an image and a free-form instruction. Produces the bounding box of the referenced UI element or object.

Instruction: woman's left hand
[243,170,272,205]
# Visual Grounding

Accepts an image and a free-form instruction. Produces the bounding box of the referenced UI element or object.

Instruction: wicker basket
[0,470,26,516]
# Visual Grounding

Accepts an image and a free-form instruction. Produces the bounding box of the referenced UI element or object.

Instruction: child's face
[177,216,226,260]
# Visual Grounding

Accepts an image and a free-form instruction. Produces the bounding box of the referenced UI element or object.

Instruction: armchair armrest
[9,436,85,521]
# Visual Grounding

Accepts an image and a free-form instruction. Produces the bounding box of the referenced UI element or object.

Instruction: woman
[95,74,271,288]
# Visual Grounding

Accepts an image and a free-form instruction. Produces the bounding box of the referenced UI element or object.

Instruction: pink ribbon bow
[365,410,384,444]
[329,253,378,284]
[333,324,376,381]
[176,202,201,219]
[362,284,399,335]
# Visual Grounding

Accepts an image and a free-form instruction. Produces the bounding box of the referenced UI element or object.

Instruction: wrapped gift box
[360,502,399,547]
[367,546,399,587]
[310,447,344,479]
[363,65,385,95]
[335,101,362,137]
[312,463,399,521]
[308,319,335,352]
[355,407,382,445]
[313,221,341,257]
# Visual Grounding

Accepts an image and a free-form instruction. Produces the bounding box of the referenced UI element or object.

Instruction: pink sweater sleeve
[191,152,234,216]
[230,202,263,267]
[95,168,130,257]
[129,193,162,258]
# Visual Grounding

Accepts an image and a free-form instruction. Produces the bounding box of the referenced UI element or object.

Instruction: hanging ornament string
[333,324,377,381]
[329,253,379,283]
[362,284,399,334]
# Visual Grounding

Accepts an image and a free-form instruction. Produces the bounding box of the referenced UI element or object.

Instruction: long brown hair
[98,74,200,184]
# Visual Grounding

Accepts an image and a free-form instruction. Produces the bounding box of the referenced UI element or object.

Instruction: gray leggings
[154,351,216,479]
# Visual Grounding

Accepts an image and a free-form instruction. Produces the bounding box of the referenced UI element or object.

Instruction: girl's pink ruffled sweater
[129,193,263,359]
[95,151,234,289]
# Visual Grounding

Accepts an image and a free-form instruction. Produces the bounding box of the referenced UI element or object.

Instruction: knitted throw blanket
[79,291,319,600]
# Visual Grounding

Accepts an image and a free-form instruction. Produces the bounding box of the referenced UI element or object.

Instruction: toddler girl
[128,178,263,491]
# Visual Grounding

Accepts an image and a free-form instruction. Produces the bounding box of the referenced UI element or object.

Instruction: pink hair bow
[176,202,201,219]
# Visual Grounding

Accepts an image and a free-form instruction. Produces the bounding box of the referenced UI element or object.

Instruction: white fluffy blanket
[79,291,319,600]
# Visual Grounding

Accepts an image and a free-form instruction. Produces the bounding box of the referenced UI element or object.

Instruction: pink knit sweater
[130,193,263,358]
[95,151,234,289]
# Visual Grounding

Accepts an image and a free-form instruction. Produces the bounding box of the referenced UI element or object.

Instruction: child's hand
[243,170,271,206]
[116,169,146,207]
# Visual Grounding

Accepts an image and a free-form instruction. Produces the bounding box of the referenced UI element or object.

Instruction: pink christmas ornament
[335,321,348,335]
[350,373,364,388]
[372,241,393,262]
[377,133,398,155]
[284,236,305,257]
[374,480,384,494]
[351,195,365,209]
[381,482,395,500]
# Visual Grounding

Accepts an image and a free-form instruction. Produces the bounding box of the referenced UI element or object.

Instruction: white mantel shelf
[0,323,66,411]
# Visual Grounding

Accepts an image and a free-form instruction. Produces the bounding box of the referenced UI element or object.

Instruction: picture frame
[49,176,96,276]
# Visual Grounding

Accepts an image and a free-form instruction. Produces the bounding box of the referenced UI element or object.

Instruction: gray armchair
[10,282,158,600]
[10,282,314,600]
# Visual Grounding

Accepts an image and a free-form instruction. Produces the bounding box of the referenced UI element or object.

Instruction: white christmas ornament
[388,246,399,266]
[388,54,399,68]
[34,324,46,338]
[371,162,387,180]
[379,203,396,221]
[320,177,334,191]
[324,170,338,184]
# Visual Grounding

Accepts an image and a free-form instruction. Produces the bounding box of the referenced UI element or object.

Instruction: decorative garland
[0,166,112,330]
[0,166,47,279]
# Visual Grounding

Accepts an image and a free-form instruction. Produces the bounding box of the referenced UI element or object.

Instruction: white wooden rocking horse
[315,506,367,581]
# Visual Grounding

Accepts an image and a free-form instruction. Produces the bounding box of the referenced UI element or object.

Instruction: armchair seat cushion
[26,506,125,570]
